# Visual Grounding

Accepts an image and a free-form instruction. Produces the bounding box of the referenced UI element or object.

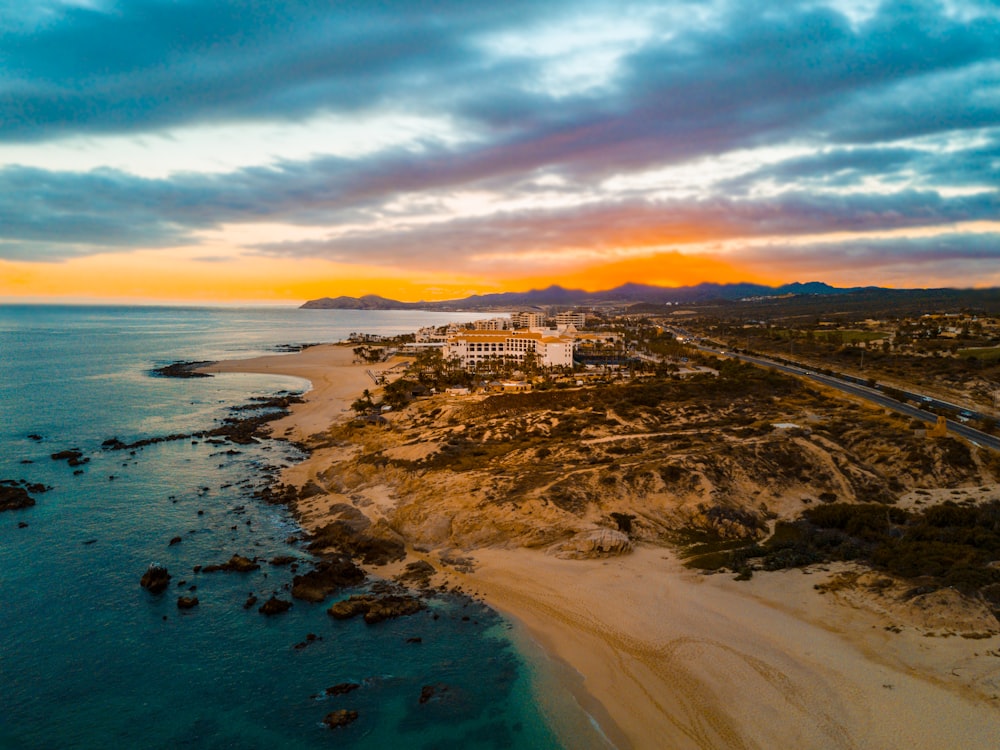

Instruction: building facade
[473,317,511,331]
[510,311,546,329]
[444,330,574,369]
[555,311,587,328]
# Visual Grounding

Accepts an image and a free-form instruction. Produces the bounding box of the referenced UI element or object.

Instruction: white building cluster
[415,324,463,343]
[472,317,511,330]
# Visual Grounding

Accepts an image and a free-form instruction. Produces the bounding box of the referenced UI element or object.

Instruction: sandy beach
[453,547,1000,750]
[200,343,402,440]
[205,344,1000,750]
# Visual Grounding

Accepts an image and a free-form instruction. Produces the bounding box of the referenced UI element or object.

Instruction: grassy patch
[958,346,1000,362]
[819,330,887,344]
[697,501,1000,607]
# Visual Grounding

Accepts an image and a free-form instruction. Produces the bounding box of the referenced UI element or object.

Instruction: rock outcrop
[325,682,361,696]
[290,557,366,603]
[0,485,35,512]
[552,528,632,559]
[394,560,436,588]
[201,554,260,573]
[307,521,405,565]
[50,449,89,467]
[258,596,292,615]
[328,594,425,624]
[140,564,171,594]
[322,709,358,729]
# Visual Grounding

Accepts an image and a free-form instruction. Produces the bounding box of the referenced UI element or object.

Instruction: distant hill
[300,281,865,310]
[301,294,421,310]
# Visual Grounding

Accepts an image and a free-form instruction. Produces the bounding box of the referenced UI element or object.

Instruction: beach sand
[200,343,401,440]
[450,547,1000,750]
[206,344,1000,750]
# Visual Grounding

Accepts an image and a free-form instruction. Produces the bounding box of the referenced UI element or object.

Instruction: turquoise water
[0,305,606,750]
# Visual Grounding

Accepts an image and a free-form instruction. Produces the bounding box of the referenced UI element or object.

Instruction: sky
[1,0,998,303]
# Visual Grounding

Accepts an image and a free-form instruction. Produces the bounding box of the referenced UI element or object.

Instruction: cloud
[1,0,998,289]
[249,190,1000,270]
[0,0,571,142]
[731,231,1000,287]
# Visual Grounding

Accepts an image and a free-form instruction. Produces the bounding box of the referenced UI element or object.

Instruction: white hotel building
[444,330,575,369]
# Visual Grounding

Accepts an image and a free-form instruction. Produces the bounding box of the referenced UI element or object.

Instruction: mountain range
[300,281,865,310]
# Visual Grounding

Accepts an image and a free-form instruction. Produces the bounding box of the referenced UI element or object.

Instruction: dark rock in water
[201,554,260,573]
[50,449,88,467]
[322,709,358,729]
[405,637,422,644]
[168,536,183,546]
[0,485,36,512]
[293,633,321,650]
[258,596,292,616]
[82,539,97,546]
[243,595,259,610]
[269,555,297,566]
[18,521,29,528]
[27,434,43,441]
[177,596,199,609]
[140,564,171,594]
[326,682,361,696]
[101,438,127,450]
[152,361,214,378]
[291,557,366,603]
[419,684,449,705]
[327,594,425,624]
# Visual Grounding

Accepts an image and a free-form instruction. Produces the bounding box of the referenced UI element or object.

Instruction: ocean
[0,305,609,750]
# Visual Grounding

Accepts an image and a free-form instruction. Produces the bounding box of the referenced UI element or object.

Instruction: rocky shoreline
[120,368,487,732]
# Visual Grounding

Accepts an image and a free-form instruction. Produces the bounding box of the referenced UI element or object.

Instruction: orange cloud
[0,252,491,304]
[510,250,780,292]
[0,245,787,304]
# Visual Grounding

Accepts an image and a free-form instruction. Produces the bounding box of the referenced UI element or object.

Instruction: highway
[696,346,1000,452]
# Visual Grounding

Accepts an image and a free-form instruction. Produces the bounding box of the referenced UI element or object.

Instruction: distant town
[339,297,1000,438]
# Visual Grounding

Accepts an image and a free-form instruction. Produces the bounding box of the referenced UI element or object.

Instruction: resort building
[415,324,462,343]
[511,311,546,329]
[555,311,587,328]
[444,330,575,369]
[473,317,511,331]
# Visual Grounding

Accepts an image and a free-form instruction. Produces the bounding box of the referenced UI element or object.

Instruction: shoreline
[447,547,1000,749]
[201,344,1000,750]
[198,344,630,747]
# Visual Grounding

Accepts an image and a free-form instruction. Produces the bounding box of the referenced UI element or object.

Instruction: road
[697,347,1000,452]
